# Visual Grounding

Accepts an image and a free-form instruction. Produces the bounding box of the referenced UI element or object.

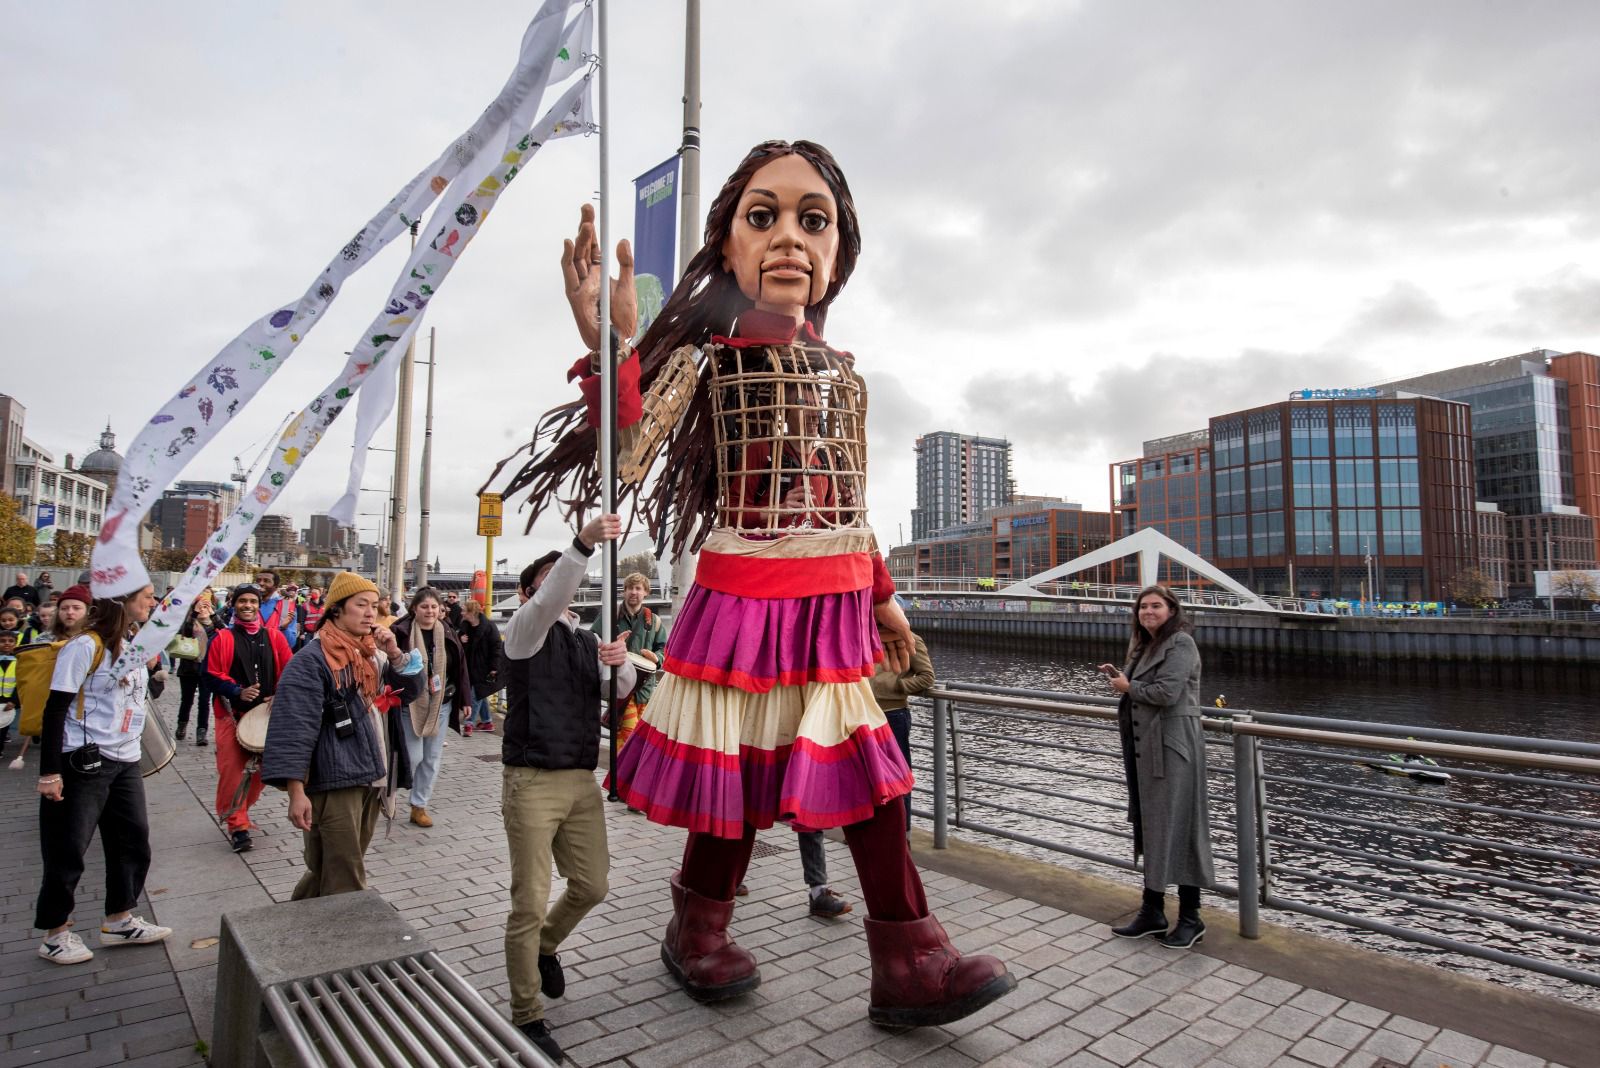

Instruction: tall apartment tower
[911,431,1013,540]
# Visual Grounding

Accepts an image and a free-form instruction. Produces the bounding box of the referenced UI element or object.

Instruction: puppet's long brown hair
[486,140,861,557]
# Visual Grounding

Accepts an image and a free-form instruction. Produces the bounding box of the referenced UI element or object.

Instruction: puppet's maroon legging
[678,796,927,921]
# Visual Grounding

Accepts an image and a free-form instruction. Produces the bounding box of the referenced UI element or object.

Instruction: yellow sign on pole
[477,493,503,538]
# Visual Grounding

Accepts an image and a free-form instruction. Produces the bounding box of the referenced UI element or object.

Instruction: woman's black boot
[1159,908,1204,948]
[1160,888,1204,948]
[1111,890,1167,939]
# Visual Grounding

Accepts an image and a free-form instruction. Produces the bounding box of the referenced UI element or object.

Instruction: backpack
[15,633,104,737]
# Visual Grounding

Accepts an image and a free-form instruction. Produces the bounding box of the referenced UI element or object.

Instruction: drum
[626,650,658,674]
[237,698,273,754]
[139,702,177,778]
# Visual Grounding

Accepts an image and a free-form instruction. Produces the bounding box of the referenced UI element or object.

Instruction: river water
[916,633,1600,1008]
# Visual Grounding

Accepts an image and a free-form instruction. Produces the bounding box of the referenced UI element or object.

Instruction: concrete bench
[214,890,554,1067]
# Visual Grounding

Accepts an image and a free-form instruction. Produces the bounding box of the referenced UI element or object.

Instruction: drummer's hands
[874,598,915,675]
[562,204,637,353]
[241,683,262,703]
[599,631,631,667]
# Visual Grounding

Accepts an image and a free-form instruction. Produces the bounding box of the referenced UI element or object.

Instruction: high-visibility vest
[0,657,16,701]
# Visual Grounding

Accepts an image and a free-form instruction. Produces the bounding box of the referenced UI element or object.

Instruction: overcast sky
[6,1,1598,572]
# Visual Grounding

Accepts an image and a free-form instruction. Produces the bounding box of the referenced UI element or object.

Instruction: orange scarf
[319,624,380,703]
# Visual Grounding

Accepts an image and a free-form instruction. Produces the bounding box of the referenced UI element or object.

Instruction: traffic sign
[477,492,503,537]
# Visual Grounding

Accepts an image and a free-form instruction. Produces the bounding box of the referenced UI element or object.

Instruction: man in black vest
[501,514,635,1062]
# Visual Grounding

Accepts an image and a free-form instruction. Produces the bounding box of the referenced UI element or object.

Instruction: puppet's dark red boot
[863,914,1017,1028]
[661,875,760,1001]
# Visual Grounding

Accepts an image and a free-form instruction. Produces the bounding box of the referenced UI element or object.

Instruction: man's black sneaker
[196,729,208,746]
[175,726,187,741]
[808,888,853,918]
[538,952,566,999]
[230,830,252,853]
[518,1019,563,1063]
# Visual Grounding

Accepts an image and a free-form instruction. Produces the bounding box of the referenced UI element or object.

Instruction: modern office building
[1381,349,1600,594]
[991,500,1115,583]
[305,513,359,558]
[1206,395,1477,600]
[911,431,1013,540]
[1111,429,1214,585]
[914,519,995,581]
[1474,502,1509,599]
[150,481,237,555]
[1506,507,1597,591]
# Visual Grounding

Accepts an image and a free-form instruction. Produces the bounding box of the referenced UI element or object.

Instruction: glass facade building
[1111,430,1213,586]
[1208,397,1476,600]
[1382,349,1600,593]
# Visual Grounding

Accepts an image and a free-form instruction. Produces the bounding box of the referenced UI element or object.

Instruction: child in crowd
[0,629,17,755]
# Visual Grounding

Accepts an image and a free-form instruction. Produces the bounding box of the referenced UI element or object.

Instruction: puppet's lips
[763,261,811,274]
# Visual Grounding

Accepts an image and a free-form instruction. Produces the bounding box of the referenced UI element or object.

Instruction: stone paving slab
[2,693,1589,1066]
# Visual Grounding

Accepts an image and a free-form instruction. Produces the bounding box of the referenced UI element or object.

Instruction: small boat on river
[1364,753,1453,783]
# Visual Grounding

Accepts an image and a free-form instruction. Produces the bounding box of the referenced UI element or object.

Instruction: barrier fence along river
[899,682,1600,1000]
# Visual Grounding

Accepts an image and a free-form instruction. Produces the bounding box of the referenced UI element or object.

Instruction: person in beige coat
[391,588,471,828]
[1100,584,1215,949]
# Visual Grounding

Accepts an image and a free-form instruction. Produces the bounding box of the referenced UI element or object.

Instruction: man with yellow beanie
[262,572,426,898]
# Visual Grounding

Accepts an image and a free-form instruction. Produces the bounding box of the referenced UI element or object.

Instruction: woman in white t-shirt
[33,585,173,966]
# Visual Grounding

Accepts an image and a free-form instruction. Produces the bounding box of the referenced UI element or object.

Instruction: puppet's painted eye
[745,207,775,229]
[800,210,830,234]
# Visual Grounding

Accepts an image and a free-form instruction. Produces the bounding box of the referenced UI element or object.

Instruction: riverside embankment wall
[907,608,1600,665]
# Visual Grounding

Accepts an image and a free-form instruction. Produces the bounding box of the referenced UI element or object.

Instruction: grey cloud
[961,348,1381,463]
[1339,282,1447,343]
[1489,266,1600,340]
[804,2,1600,329]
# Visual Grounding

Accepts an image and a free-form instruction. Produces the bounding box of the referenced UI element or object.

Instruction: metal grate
[749,839,788,860]
[263,951,555,1067]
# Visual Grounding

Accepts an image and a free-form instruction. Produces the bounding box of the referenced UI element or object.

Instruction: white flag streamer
[549,79,596,140]
[95,2,589,673]
[330,4,595,525]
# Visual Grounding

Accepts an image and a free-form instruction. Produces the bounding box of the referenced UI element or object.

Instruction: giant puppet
[495,140,1017,1027]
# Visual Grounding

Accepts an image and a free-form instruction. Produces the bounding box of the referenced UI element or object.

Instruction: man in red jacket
[206,583,293,852]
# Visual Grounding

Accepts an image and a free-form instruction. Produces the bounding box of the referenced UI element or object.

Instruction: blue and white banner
[35,503,55,530]
[632,155,680,333]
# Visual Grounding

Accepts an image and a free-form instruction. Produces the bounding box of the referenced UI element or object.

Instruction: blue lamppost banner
[633,155,680,334]
[35,503,55,529]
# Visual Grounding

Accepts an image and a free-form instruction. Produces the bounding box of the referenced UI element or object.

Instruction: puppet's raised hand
[562,203,638,352]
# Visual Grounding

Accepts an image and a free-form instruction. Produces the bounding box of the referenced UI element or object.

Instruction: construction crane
[231,411,297,488]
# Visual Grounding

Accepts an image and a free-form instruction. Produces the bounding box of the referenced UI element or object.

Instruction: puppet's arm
[569,344,701,486]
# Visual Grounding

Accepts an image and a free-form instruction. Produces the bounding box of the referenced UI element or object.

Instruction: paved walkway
[2,690,1592,1067]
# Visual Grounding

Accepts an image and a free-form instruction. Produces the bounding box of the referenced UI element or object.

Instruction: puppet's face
[721,154,840,322]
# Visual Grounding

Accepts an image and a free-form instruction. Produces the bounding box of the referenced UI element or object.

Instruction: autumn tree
[1446,567,1497,609]
[0,494,37,565]
[40,531,93,568]
[619,551,658,582]
[1551,569,1599,604]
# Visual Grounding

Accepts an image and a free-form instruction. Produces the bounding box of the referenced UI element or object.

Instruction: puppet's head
[661,140,860,339]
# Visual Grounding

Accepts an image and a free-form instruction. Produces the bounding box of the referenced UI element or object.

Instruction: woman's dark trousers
[177,673,210,737]
[34,759,152,931]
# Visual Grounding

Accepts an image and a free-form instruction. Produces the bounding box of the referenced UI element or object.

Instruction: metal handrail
[918,683,1600,990]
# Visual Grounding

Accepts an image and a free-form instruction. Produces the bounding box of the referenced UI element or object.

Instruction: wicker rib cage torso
[708,341,868,534]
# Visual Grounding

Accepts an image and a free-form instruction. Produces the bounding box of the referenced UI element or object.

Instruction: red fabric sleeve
[871,553,896,604]
[572,351,643,430]
[205,629,236,689]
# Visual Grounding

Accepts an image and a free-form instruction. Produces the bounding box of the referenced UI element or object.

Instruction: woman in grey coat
[1099,584,1215,949]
